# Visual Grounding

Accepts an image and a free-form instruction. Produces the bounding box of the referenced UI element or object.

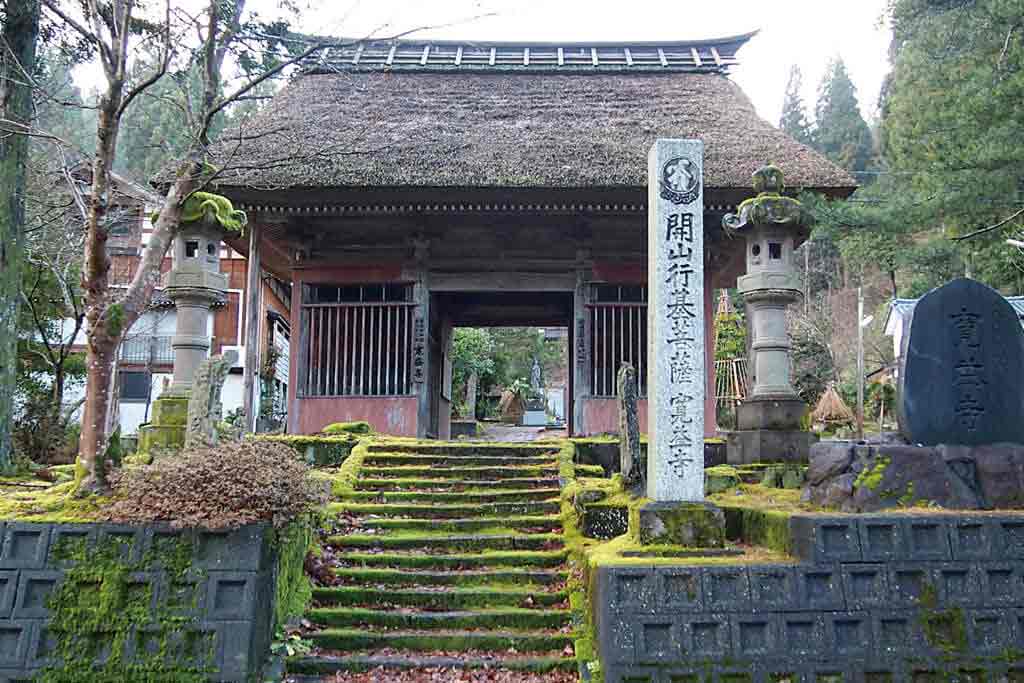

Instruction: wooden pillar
[704,268,718,437]
[571,268,591,436]
[242,223,262,433]
[287,275,303,434]
[413,275,431,438]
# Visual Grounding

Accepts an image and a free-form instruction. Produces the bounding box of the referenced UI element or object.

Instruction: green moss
[153,191,246,234]
[106,303,125,337]
[705,465,741,494]
[272,515,316,631]
[919,582,968,657]
[254,433,356,466]
[321,421,373,435]
[854,455,891,491]
[39,532,207,683]
[635,502,726,547]
[722,507,793,554]
[0,481,105,522]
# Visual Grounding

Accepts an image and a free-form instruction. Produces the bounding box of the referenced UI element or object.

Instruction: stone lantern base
[727,429,814,465]
[727,395,813,465]
[736,395,807,430]
[137,395,188,455]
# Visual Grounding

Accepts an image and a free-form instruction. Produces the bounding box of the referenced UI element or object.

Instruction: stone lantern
[722,166,812,464]
[139,193,246,454]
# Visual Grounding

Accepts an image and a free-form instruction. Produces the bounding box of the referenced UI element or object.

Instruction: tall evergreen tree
[884,0,1024,288]
[779,65,813,145]
[813,58,874,174]
[0,0,41,472]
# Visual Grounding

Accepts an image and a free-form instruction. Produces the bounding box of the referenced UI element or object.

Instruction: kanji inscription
[647,140,705,502]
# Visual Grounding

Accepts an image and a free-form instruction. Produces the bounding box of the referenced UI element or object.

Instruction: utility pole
[856,286,865,440]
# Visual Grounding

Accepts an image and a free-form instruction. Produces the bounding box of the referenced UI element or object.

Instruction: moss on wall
[271,516,316,632]
[40,533,208,683]
[254,434,356,466]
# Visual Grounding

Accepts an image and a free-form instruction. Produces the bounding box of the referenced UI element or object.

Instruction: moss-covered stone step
[360,464,561,479]
[365,443,557,457]
[574,463,605,476]
[312,585,568,609]
[354,476,560,491]
[363,452,558,466]
[327,532,563,552]
[329,566,568,586]
[357,515,562,533]
[308,606,571,630]
[329,500,560,519]
[345,488,562,503]
[287,653,575,676]
[332,549,569,569]
[307,628,573,653]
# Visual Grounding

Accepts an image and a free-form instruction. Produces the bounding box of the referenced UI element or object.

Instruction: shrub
[103,440,328,530]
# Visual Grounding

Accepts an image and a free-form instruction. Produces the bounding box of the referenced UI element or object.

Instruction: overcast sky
[76,0,893,125]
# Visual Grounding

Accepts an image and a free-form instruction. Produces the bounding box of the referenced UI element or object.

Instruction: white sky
[75,0,893,125]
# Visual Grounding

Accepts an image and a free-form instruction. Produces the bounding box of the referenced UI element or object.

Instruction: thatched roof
[811,384,855,425]
[211,39,855,193]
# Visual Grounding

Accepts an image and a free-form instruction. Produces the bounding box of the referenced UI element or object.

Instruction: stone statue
[617,361,644,491]
[530,357,543,395]
[185,350,238,449]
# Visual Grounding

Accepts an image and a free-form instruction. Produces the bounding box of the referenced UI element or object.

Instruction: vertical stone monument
[640,139,723,546]
[723,166,813,464]
[616,362,643,490]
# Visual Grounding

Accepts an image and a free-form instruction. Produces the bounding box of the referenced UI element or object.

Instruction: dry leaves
[321,667,578,682]
[103,440,328,529]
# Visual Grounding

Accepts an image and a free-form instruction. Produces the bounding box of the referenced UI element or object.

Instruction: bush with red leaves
[103,440,328,530]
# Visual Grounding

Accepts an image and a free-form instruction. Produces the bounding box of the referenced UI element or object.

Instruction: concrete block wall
[596,513,1024,682]
[0,522,276,683]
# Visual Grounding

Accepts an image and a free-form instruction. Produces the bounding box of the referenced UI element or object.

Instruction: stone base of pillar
[138,395,189,455]
[736,396,807,430]
[726,429,814,465]
[635,502,725,547]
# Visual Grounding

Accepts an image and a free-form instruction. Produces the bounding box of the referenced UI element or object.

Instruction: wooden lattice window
[301,284,416,397]
[588,285,648,397]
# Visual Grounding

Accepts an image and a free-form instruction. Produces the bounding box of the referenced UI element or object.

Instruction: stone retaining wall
[596,513,1024,682]
[0,521,278,682]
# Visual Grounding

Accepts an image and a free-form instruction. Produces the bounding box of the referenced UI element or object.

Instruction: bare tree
[36,0,339,493]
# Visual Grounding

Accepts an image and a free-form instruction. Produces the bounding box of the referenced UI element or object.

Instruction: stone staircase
[289,440,598,680]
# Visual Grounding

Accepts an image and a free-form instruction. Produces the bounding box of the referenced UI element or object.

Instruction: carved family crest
[660,156,701,205]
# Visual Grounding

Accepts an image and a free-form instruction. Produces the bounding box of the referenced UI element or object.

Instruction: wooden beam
[428,271,576,292]
[242,222,263,432]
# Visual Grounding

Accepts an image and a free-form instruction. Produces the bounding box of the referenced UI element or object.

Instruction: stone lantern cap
[163,192,248,300]
[722,165,811,235]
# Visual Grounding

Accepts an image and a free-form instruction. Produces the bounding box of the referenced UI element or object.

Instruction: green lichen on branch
[39,533,208,683]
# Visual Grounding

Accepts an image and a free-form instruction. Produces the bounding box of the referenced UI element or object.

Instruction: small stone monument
[902,278,1024,446]
[185,350,239,449]
[723,165,813,464]
[641,139,724,547]
[617,362,643,490]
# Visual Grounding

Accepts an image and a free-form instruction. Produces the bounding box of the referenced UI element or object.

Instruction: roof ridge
[299,32,757,75]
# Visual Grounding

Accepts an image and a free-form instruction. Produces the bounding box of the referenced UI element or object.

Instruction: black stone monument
[901,278,1024,446]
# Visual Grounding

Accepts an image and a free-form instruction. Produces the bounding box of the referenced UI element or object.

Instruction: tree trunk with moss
[0,0,41,472]
[617,361,643,490]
